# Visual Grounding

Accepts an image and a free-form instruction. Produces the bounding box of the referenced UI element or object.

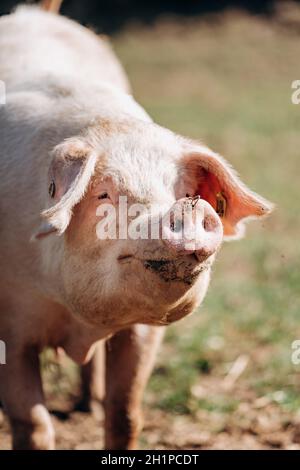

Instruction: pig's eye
[98,192,110,200]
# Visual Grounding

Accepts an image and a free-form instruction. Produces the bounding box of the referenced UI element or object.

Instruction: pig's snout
[162,197,223,262]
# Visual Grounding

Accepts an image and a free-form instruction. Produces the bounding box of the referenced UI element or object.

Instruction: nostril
[203,214,218,232]
[170,218,183,233]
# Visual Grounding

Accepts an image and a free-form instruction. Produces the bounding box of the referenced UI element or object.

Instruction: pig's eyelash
[98,192,109,200]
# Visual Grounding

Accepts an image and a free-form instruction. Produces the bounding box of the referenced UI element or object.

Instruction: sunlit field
[114,7,300,448]
[1,4,300,449]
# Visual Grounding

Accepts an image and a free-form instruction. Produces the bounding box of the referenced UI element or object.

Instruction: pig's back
[0,5,130,93]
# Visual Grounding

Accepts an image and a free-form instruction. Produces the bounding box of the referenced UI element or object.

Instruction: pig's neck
[37,237,114,363]
[61,316,111,364]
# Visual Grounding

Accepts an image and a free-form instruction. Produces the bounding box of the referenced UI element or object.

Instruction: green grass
[112,9,300,416]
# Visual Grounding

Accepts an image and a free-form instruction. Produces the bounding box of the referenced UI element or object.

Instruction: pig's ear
[33,139,97,239]
[177,144,274,239]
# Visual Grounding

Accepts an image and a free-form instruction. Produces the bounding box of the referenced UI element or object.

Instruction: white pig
[0,4,273,449]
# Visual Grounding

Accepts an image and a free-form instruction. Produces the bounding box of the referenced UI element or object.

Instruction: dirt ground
[1,374,300,450]
[1,3,300,453]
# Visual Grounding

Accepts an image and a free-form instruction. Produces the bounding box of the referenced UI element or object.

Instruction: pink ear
[34,139,97,239]
[177,144,274,239]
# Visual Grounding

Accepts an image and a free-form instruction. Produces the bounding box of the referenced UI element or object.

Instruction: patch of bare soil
[1,389,300,450]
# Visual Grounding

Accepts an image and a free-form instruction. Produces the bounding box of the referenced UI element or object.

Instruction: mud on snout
[144,255,210,285]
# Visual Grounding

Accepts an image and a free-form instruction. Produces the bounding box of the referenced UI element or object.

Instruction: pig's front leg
[105,325,165,450]
[76,341,105,412]
[0,345,55,450]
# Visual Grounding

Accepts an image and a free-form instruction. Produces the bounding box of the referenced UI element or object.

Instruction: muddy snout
[119,197,223,284]
[162,197,223,262]
[144,256,207,285]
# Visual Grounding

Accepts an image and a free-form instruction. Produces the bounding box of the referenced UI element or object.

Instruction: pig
[0,4,273,450]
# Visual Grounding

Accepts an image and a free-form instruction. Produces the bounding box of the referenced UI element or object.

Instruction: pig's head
[35,118,273,330]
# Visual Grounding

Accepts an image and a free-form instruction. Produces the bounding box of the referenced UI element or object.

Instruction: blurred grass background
[1,0,300,448]
[111,5,300,418]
